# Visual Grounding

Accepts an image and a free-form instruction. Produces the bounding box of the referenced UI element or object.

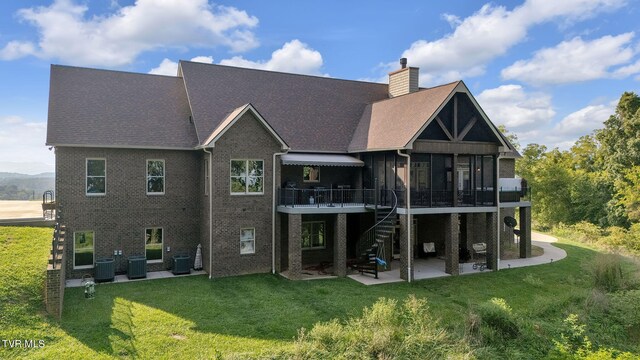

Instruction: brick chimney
[388,58,419,98]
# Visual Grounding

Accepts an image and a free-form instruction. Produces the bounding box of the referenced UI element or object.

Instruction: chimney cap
[400,58,407,69]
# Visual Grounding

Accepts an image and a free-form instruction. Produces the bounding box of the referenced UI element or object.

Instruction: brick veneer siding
[334,214,347,277]
[444,213,460,275]
[288,213,302,279]
[399,214,413,281]
[519,207,532,258]
[207,111,283,277]
[301,214,335,265]
[45,228,65,319]
[485,212,498,270]
[499,158,515,178]
[56,147,201,279]
[500,208,516,252]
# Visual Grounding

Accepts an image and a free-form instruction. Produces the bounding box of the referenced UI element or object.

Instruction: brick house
[46,58,531,282]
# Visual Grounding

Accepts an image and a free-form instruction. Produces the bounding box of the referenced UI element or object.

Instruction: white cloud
[0,0,258,67]
[553,102,614,136]
[0,41,36,60]
[441,14,462,28]
[190,56,214,64]
[502,101,615,150]
[477,85,556,131]
[614,59,640,77]
[396,0,625,85]
[219,39,324,75]
[502,33,637,85]
[0,116,53,172]
[148,55,214,76]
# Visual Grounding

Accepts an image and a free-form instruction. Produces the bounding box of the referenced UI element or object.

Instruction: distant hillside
[0,172,55,200]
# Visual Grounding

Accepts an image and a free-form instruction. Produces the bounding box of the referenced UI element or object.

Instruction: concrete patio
[66,269,207,288]
[348,231,567,285]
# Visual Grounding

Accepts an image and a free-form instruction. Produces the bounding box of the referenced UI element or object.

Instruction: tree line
[511,92,640,253]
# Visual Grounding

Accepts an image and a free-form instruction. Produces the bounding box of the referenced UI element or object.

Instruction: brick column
[519,207,532,258]
[275,213,282,272]
[399,214,413,281]
[485,212,498,270]
[333,214,347,277]
[287,213,302,280]
[445,213,460,275]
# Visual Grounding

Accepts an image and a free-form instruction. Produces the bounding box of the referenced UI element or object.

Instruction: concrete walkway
[349,231,566,285]
[499,231,566,269]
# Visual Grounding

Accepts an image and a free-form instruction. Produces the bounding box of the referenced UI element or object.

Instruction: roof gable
[348,82,460,152]
[202,103,288,150]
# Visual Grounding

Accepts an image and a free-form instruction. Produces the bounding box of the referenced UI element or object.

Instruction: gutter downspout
[397,150,411,282]
[272,149,289,274]
[202,147,213,279]
[496,152,502,271]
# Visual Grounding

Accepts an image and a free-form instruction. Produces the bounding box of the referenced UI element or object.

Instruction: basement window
[240,228,255,254]
[73,231,94,269]
[302,221,326,249]
[145,227,163,263]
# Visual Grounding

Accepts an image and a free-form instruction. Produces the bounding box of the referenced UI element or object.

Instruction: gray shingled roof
[179,61,389,152]
[349,82,460,152]
[47,62,516,155]
[47,65,196,148]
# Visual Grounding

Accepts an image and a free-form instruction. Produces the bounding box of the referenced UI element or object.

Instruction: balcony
[278,188,375,209]
[277,187,530,213]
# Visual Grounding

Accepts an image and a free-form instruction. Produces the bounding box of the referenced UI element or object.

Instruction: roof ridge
[367,80,460,105]
[178,60,389,87]
[51,64,182,78]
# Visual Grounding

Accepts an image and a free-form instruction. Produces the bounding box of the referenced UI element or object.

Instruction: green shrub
[554,222,604,244]
[476,298,520,342]
[587,254,630,292]
[549,314,636,360]
[607,290,640,344]
[288,296,473,359]
[523,273,544,287]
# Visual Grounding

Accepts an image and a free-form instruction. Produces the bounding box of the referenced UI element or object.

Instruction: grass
[0,226,639,359]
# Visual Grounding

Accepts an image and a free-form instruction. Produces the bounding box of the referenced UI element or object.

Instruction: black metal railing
[356,189,398,263]
[499,186,531,203]
[278,188,375,208]
[277,186,532,209]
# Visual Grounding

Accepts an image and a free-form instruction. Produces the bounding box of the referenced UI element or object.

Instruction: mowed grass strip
[0,226,638,359]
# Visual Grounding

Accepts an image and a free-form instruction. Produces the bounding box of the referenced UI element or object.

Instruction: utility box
[94,258,115,282]
[127,255,147,279]
[172,255,191,275]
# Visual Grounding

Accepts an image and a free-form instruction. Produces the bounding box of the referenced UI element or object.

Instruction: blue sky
[1,0,639,174]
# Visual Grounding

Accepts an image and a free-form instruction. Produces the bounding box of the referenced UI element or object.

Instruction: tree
[596,92,640,175]
[497,124,521,152]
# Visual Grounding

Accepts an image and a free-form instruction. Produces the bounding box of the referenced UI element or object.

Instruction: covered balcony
[277,153,373,213]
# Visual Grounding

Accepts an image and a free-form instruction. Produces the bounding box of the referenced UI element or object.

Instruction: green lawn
[0,226,638,359]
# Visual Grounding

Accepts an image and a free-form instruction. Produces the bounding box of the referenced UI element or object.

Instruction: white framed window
[86,158,106,195]
[73,231,94,269]
[230,159,264,195]
[145,227,163,263]
[147,159,165,195]
[302,221,326,249]
[240,227,255,254]
[303,166,320,183]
